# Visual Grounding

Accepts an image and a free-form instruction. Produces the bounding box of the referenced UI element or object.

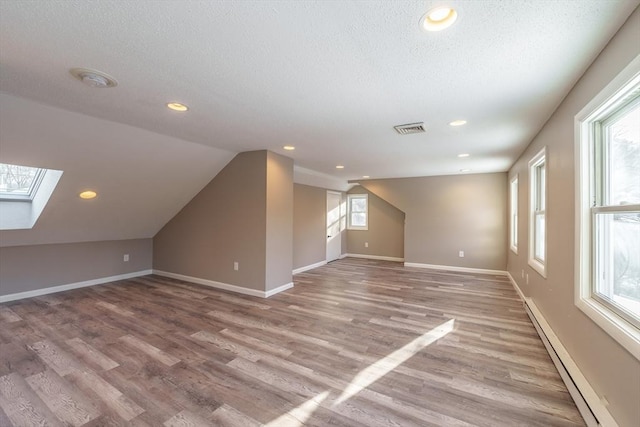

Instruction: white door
[326,191,342,262]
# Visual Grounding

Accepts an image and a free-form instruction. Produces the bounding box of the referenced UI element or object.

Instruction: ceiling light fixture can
[167,102,189,112]
[449,120,467,126]
[336,165,345,169]
[458,153,470,158]
[79,190,97,199]
[69,68,118,88]
[421,7,458,32]
[283,146,295,151]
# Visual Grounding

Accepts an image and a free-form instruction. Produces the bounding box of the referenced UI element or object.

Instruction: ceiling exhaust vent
[394,122,425,135]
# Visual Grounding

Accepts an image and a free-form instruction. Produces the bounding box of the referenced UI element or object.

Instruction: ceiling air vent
[394,122,425,135]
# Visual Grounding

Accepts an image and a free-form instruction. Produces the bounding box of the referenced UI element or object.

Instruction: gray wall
[265,151,294,291]
[293,184,327,270]
[153,150,294,292]
[347,186,404,259]
[154,151,268,291]
[507,8,640,426]
[359,172,507,271]
[0,239,152,296]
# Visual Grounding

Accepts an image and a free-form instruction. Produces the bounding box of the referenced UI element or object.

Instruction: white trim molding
[293,260,327,275]
[404,262,506,276]
[347,254,405,262]
[574,54,640,361]
[0,269,153,303]
[508,273,617,427]
[153,270,293,298]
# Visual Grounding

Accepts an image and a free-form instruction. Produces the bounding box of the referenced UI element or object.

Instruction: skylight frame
[0,163,47,201]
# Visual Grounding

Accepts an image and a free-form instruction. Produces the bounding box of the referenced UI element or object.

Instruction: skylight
[0,163,45,200]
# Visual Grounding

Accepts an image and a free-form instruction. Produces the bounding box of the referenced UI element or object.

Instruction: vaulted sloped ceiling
[0,0,638,247]
[0,94,235,247]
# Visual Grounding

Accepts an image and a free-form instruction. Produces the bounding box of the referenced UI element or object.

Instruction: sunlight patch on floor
[265,391,330,427]
[334,319,455,406]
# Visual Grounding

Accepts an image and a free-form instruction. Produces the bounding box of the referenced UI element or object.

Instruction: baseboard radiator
[524,301,600,427]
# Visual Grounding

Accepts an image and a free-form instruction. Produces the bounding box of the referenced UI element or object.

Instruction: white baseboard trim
[293,260,327,275]
[404,262,507,276]
[346,254,405,262]
[0,270,153,303]
[153,270,293,299]
[508,274,616,427]
[506,272,526,301]
[265,282,294,298]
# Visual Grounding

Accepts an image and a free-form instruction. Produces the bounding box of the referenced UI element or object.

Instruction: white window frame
[347,193,368,230]
[510,175,519,254]
[528,148,547,277]
[0,163,46,201]
[575,55,640,360]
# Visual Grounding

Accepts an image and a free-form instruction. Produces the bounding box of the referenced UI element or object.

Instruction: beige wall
[265,151,293,291]
[153,150,294,292]
[0,239,152,296]
[154,151,268,291]
[507,8,639,426]
[347,186,404,259]
[359,172,507,271]
[293,184,327,270]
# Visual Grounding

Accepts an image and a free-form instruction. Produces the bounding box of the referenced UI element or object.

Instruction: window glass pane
[535,213,545,261]
[607,102,640,205]
[351,213,366,227]
[0,163,42,196]
[539,164,546,210]
[594,211,640,320]
[351,198,366,212]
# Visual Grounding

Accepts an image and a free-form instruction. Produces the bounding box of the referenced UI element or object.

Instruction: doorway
[326,191,342,262]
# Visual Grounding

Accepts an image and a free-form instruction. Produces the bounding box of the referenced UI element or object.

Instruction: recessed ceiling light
[459,169,471,173]
[167,102,189,112]
[79,190,97,199]
[449,120,467,126]
[336,165,345,169]
[283,146,295,151]
[421,7,458,32]
[69,68,117,88]
[362,175,370,178]
[458,153,470,158]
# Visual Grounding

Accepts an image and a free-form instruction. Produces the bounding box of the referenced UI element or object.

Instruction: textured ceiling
[1,0,637,180]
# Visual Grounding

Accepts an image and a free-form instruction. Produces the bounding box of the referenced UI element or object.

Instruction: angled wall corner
[153,150,293,295]
[358,173,508,271]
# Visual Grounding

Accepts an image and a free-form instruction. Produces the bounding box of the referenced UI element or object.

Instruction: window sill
[528,258,546,278]
[576,296,640,361]
[510,246,518,255]
[347,226,368,231]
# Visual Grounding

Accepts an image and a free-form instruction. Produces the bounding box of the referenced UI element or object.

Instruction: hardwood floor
[0,258,585,426]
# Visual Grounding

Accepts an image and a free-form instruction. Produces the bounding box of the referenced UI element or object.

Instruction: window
[0,163,45,200]
[510,175,518,253]
[0,162,63,230]
[576,56,640,358]
[347,193,368,230]
[528,148,546,277]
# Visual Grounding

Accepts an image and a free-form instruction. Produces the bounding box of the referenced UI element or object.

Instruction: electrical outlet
[521,269,524,278]
[459,250,464,258]
[234,261,239,271]
[365,242,369,248]
[123,254,129,262]
[526,273,529,284]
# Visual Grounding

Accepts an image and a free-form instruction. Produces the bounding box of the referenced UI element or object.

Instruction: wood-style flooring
[0,258,585,426]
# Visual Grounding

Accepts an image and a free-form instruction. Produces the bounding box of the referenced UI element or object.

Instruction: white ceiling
[1,0,637,181]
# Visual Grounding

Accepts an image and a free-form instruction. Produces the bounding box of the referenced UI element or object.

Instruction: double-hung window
[510,175,519,253]
[347,194,368,230]
[576,56,640,358]
[529,148,546,277]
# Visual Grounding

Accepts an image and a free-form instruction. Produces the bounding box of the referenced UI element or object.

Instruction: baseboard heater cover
[524,300,599,427]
